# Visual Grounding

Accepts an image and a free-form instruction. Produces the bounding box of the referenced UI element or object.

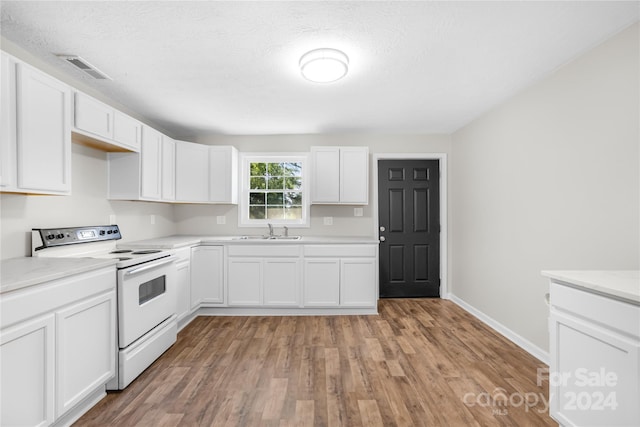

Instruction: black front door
[378,160,440,297]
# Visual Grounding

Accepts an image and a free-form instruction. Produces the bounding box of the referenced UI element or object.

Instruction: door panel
[378,160,440,297]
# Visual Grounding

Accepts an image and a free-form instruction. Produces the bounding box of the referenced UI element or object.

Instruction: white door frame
[372,153,448,299]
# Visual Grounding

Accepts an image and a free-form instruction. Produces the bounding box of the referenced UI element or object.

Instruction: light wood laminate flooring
[75,299,555,426]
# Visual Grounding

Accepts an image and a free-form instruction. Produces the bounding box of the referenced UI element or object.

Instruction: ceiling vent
[56,55,112,80]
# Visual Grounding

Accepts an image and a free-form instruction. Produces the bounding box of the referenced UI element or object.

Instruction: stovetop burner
[131,250,162,255]
[110,249,133,254]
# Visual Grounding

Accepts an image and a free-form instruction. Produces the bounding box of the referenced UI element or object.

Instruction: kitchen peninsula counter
[0,257,117,294]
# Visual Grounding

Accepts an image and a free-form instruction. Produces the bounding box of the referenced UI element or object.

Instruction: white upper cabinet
[310,146,368,205]
[107,124,166,201]
[1,55,72,195]
[175,140,209,203]
[113,110,141,152]
[140,125,162,200]
[0,52,16,191]
[74,91,113,141]
[161,136,175,201]
[73,91,140,152]
[208,146,238,204]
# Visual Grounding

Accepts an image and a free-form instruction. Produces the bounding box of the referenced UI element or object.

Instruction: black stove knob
[99,230,106,235]
[46,234,55,240]
[56,233,64,239]
[107,230,112,234]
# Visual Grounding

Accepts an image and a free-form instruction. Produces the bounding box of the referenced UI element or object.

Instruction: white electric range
[32,225,177,390]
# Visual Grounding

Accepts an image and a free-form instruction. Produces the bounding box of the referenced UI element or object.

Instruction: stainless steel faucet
[267,223,274,237]
[283,226,289,237]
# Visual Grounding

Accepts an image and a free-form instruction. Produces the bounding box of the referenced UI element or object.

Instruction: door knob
[379,236,386,242]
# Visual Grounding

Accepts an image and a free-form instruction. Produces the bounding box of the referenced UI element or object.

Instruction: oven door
[117,256,177,348]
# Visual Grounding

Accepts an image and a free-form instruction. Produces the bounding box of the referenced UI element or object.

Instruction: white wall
[451,23,639,353]
[173,133,451,238]
[0,144,176,259]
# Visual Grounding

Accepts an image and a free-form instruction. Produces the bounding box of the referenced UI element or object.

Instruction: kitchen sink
[232,235,301,240]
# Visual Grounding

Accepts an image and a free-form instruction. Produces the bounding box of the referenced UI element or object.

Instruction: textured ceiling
[1,1,638,137]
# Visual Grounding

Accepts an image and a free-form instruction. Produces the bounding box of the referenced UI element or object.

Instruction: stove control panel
[32,225,122,250]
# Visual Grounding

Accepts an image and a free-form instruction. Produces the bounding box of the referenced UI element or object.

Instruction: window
[239,154,309,227]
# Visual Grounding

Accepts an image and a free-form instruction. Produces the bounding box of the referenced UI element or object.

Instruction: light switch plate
[216,215,226,225]
[354,207,363,217]
[323,216,333,226]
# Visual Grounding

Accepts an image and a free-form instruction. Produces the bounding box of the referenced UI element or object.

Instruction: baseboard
[448,294,549,365]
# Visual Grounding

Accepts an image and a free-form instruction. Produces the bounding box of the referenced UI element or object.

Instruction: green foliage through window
[249,162,303,220]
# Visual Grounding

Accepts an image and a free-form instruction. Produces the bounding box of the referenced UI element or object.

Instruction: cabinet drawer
[1,267,115,329]
[227,245,301,257]
[173,247,192,263]
[550,281,640,338]
[303,244,377,258]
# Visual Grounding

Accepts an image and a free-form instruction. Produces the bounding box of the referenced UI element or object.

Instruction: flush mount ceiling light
[299,48,349,83]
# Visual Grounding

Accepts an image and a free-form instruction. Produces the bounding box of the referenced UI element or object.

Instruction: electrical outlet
[216,215,226,225]
[150,214,156,225]
[354,207,363,217]
[323,216,333,226]
[109,214,116,225]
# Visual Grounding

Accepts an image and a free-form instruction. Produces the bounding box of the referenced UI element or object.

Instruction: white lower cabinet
[303,245,377,308]
[340,258,377,307]
[227,245,302,307]
[190,245,224,307]
[56,292,115,417]
[548,281,640,427]
[263,258,301,306]
[175,248,191,323]
[0,314,55,427]
[0,266,116,427]
[227,258,262,306]
[304,259,340,307]
[227,257,301,306]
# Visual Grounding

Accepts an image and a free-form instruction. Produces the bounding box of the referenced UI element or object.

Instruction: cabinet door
[263,258,300,306]
[190,246,224,307]
[339,147,368,204]
[0,52,16,190]
[303,258,340,307]
[340,258,376,307]
[227,258,262,306]
[140,125,162,200]
[175,141,209,202]
[161,137,176,201]
[56,291,116,417]
[176,260,191,320]
[550,310,640,427]
[113,110,141,151]
[209,146,238,203]
[74,91,113,140]
[311,147,340,203]
[1,314,55,427]
[16,62,71,194]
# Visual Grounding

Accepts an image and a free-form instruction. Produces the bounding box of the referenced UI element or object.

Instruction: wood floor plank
[74,299,557,427]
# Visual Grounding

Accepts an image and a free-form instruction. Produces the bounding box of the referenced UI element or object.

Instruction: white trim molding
[372,153,448,299]
[449,294,550,364]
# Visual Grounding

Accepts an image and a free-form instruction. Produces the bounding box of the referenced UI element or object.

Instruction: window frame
[238,153,310,228]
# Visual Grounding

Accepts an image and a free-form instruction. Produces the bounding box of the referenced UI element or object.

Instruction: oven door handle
[124,255,177,277]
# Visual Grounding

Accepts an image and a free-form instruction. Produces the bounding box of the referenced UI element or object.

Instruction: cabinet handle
[379,236,386,242]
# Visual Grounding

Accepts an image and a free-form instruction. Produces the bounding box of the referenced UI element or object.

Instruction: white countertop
[119,234,380,249]
[1,257,117,294]
[542,270,640,305]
